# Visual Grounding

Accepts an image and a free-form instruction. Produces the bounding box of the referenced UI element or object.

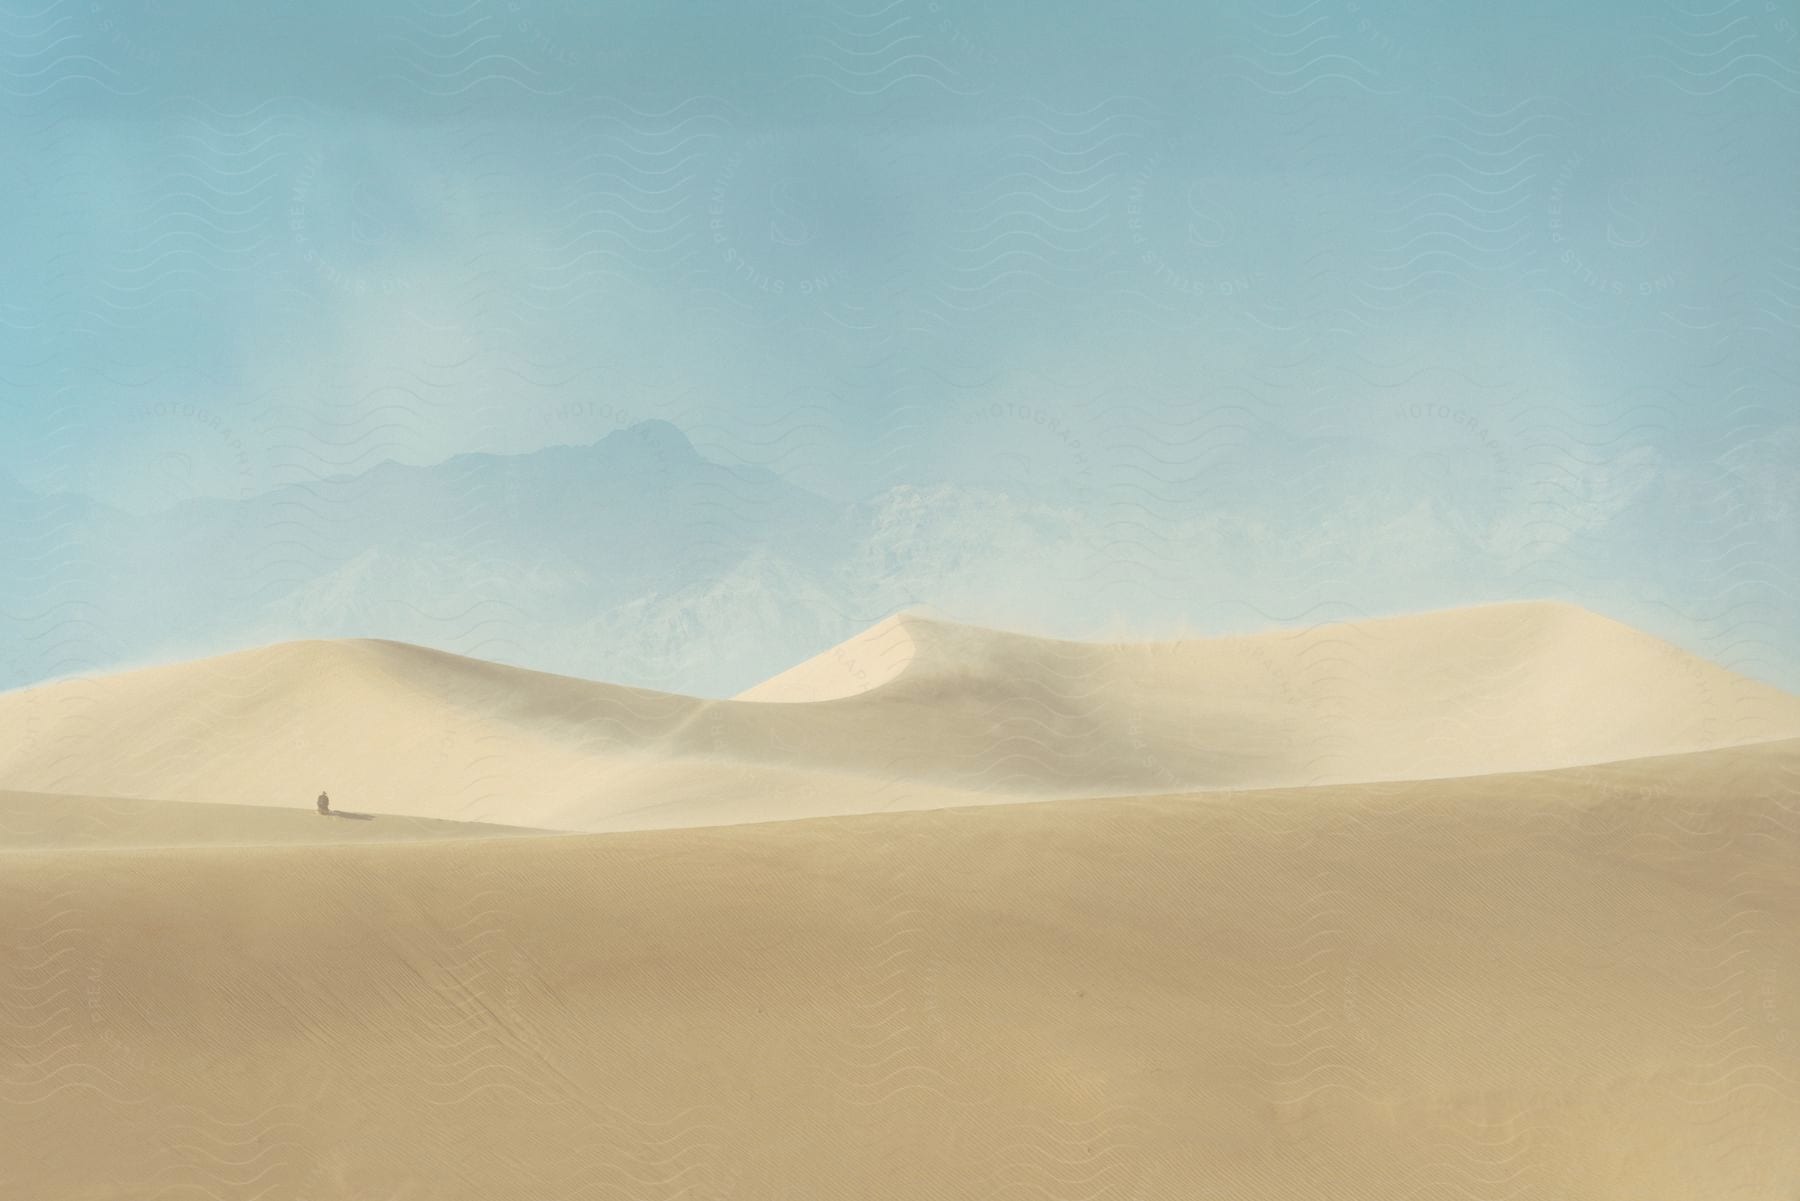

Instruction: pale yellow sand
[0,789,549,850]
[3,738,1795,1199]
[2,601,1797,831]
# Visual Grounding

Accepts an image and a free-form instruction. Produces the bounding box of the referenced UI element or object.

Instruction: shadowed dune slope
[2,601,1797,830]
[4,737,1796,1199]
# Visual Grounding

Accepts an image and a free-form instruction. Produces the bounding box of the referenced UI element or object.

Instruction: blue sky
[2,0,1797,691]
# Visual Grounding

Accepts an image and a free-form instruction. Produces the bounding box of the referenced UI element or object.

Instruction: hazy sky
[2,0,1797,687]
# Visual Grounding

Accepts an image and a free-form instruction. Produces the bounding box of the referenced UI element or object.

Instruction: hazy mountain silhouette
[0,422,870,696]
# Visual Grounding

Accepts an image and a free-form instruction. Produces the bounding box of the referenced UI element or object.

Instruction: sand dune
[5,737,1796,1199]
[4,607,1797,1197]
[0,789,548,851]
[1,602,1797,831]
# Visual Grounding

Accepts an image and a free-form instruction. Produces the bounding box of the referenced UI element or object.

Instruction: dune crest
[0,788,550,850]
[733,612,924,701]
[1,601,1796,832]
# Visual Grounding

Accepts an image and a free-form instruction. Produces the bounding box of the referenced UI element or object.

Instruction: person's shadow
[324,811,376,821]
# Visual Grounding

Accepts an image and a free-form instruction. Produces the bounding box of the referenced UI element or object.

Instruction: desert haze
[3,600,1798,1198]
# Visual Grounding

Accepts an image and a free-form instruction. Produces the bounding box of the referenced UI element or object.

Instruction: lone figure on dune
[316,790,331,816]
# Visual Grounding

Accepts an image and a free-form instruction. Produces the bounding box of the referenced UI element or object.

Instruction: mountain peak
[596,419,702,464]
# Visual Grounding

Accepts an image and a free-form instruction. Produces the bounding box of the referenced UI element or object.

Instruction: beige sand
[0,789,546,851]
[2,603,1797,1198]
[3,738,1796,1199]
[2,601,1796,830]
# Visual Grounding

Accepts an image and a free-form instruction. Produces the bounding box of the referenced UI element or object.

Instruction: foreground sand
[5,737,1796,1199]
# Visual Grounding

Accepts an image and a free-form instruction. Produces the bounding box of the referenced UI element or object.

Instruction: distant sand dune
[4,737,1796,1198]
[1,602,1796,831]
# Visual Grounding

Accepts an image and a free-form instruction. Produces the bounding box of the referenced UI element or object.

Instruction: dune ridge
[2,601,1798,832]
[0,788,551,850]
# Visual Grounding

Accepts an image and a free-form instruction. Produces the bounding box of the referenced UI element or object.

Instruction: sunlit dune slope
[0,789,550,850]
[5,737,1795,1199]
[1,601,1796,831]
